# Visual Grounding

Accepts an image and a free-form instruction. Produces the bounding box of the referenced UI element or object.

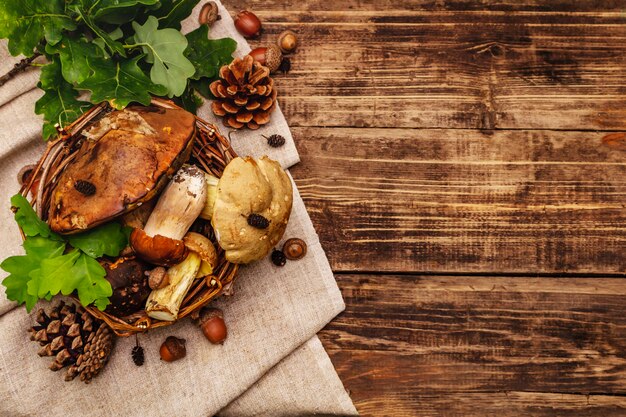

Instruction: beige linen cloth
[0,2,358,416]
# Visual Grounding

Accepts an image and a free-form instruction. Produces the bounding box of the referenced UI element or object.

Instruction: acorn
[199,308,227,344]
[199,1,220,26]
[283,238,307,260]
[17,163,40,193]
[249,45,282,73]
[277,30,298,54]
[234,10,262,38]
[160,336,186,362]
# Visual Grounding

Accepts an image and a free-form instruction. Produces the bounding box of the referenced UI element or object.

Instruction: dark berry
[248,213,270,229]
[271,249,287,266]
[74,180,96,196]
[264,134,286,148]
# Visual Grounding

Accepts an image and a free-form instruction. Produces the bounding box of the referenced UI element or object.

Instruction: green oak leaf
[131,16,196,97]
[1,236,65,311]
[0,0,76,57]
[68,222,129,258]
[190,78,212,99]
[92,0,160,25]
[35,58,91,140]
[10,194,57,238]
[27,249,81,298]
[71,253,111,310]
[92,28,124,55]
[153,0,200,30]
[79,54,167,109]
[185,25,236,80]
[45,36,104,84]
[23,236,66,259]
[74,7,126,57]
[2,258,39,311]
[176,84,203,113]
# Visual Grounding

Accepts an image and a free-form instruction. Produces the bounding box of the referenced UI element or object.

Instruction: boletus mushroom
[48,106,196,234]
[130,165,207,266]
[145,232,218,321]
[200,156,293,264]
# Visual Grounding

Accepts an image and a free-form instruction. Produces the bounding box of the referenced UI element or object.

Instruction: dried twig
[0,53,41,87]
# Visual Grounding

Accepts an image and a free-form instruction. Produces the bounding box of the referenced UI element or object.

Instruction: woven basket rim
[19,98,239,337]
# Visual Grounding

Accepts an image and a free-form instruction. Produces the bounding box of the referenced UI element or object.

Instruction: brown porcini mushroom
[208,156,293,264]
[130,165,207,266]
[48,106,196,234]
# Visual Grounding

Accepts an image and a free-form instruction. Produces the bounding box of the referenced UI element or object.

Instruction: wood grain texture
[223,1,626,416]
[319,274,626,416]
[290,127,626,274]
[231,2,626,130]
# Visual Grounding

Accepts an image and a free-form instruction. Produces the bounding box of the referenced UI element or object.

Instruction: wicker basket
[18,98,239,337]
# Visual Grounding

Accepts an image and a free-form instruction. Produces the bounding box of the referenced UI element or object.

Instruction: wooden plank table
[229,1,626,415]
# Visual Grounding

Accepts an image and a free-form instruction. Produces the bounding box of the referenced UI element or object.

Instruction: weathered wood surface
[319,275,626,416]
[291,127,626,274]
[228,0,626,415]
[234,4,626,130]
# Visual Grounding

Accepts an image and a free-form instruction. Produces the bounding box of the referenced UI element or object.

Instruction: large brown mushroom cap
[48,106,196,234]
[212,156,293,264]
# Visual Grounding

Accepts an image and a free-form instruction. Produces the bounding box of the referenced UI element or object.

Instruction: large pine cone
[209,55,277,130]
[29,301,115,383]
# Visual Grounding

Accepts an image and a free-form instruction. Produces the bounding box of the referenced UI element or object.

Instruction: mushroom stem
[145,233,217,321]
[145,252,201,321]
[144,165,207,240]
[199,173,219,221]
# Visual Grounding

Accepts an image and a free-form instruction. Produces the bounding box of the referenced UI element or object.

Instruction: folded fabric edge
[218,336,358,417]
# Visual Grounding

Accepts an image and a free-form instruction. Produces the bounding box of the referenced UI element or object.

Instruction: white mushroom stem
[145,252,201,321]
[199,173,219,221]
[144,165,207,239]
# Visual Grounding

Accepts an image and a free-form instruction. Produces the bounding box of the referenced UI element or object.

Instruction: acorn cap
[265,45,283,73]
[277,30,298,54]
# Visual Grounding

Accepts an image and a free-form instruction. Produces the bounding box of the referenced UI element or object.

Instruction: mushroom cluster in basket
[48,105,293,322]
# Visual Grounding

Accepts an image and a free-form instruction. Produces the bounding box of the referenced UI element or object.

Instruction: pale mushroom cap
[212,156,293,264]
[183,232,218,270]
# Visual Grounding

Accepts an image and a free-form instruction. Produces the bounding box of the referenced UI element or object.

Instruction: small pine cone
[209,55,278,130]
[132,339,145,367]
[76,324,114,383]
[29,302,114,383]
[264,134,286,148]
[247,213,270,229]
[271,249,287,266]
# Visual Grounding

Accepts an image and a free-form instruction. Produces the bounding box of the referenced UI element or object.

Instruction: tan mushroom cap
[183,232,218,270]
[212,156,293,264]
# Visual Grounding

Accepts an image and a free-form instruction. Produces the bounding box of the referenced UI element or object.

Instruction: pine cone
[209,55,277,130]
[29,301,115,383]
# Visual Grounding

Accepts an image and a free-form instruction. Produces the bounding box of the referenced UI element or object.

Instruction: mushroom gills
[199,173,219,221]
